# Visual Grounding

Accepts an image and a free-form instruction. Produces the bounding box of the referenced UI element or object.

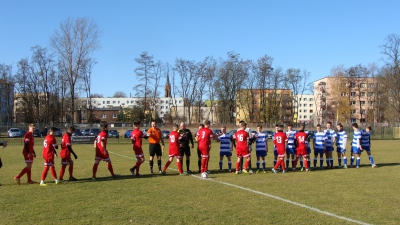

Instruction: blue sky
[1,0,399,97]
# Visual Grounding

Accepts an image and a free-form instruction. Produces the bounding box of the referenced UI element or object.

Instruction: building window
[309,98,313,101]
[113,101,116,104]
[126,101,129,103]
[161,106,164,109]
[361,110,366,114]
[360,118,366,123]
[368,92,374,97]
[360,101,366,105]
[352,110,357,114]
[351,118,357,123]
[299,115,302,119]
[369,101,374,106]
[118,101,120,104]
[360,92,366,97]
[310,110,313,113]
[351,101,356,105]
[253,93,257,97]
[179,100,182,103]
[309,104,313,107]
[360,83,366,88]
[350,92,356,96]
[112,114,117,118]
[102,114,106,118]
[103,101,105,104]
[166,106,168,109]
[107,101,110,104]
[341,92,347,97]
[276,94,281,97]
[299,109,302,112]
[253,101,257,105]
[253,108,257,112]
[350,83,356,88]
[369,83,374,88]
[304,110,307,113]
[304,115,307,118]
[299,104,302,107]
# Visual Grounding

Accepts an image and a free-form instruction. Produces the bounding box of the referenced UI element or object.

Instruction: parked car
[20,129,27,136]
[124,130,133,138]
[41,127,48,136]
[161,130,170,139]
[72,128,82,136]
[54,128,63,137]
[262,130,274,139]
[89,128,100,136]
[33,129,42,137]
[8,128,23,137]
[228,130,237,136]
[212,129,221,135]
[82,128,90,136]
[141,128,148,134]
[108,130,120,138]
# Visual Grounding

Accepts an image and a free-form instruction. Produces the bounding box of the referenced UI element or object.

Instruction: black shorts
[180,146,191,157]
[149,143,162,157]
[197,147,201,158]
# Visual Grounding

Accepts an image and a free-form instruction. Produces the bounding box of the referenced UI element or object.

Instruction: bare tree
[0,64,15,125]
[82,58,97,123]
[253,55,274,124]
[379,34,400,123]
[50,17,101,124]
[113,91,127,98]
[134,51,155,122]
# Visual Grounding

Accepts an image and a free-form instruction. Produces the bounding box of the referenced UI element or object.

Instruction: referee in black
[178,122,194,174]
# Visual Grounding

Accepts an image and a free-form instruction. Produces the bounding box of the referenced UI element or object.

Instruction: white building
[293,94,315,125]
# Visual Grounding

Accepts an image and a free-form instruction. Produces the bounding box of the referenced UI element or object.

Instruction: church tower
[164,74,171,97]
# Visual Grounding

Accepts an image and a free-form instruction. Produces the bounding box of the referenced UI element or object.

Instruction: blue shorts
[325,146,334,152]
[274,149,278,156]
[336,147,346,153]
[220,151,232,157]
[285,147,296,155]
[362,146,370,152]
[351,146,361,155]
[314,148,324,155]
[307,147,311,154]
[256,150,267,157]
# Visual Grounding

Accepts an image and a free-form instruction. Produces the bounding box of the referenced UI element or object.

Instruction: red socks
[60,165,67,180]
[92,163,99,178]
[163,161,172,171]
[107,162,115,176]
[177,161,183,174]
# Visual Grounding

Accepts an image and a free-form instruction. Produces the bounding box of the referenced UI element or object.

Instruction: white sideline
[109,151,372,225]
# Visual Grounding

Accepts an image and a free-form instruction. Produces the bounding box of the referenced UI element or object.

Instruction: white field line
[108,150,372,225]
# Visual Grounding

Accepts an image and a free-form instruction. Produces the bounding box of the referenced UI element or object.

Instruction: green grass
[0,137,399,224]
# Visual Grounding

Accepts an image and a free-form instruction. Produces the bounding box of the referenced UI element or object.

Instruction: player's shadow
[362,162,399,168]
[62,174,154,183]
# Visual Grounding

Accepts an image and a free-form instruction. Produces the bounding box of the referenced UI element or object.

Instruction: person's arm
[68,145,77,159]
[24,142,30,154]
[160,130,165,147]
[53,142,58,157]
[188,130,194,148]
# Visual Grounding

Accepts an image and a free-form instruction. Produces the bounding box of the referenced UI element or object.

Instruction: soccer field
[0,138,399,224]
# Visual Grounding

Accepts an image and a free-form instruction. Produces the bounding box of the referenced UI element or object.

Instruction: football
[201,172,208,179]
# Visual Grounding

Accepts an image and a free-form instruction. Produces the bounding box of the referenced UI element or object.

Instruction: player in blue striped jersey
[285,123,297,171]
[361,126,377,168]
[351,123,362,168]
[217,126,234,172]
[313,124,326,169]
[324,121,336,169]
[334,123,348,168]
[255,125,268,173]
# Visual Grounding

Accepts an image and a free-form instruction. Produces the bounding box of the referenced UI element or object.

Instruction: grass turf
[0,137,399,224]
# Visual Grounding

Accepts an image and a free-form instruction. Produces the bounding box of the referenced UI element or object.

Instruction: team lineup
[8,120,377,186]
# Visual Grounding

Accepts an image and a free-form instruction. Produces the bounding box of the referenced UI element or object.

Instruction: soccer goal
[394,127,400,139]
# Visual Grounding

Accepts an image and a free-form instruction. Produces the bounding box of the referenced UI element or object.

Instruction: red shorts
[236,150,250,158]
[168,152,181,159]
[296,147,307,157]
[23,152,34,163]
[95,150,110,162]
[43,159,55,166]
[199,146,210,155]
[61,157,73,165]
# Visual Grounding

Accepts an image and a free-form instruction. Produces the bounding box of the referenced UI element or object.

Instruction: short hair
[278,124,284,129]
[287,123,293,127]
[199,124,204,128]
[204,120,210,126]
[337,123,343,128]
[100,123,108,130]
[173,124,179,130]
[275,124,279,127]
[366,126,372,131]
[316,124,321,128]
[29,124,35,128]
[50,127,57,132]
[257,124,262,129]
[68,126,76,132]
[221,125,226,129]
[133,121,141,126]
[327,121,332,125]
[352,123,358,128]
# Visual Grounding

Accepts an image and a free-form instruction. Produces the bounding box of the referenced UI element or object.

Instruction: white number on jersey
[170,135,175,143]
[276,136,282,143]
[43,139,48,148]
[297,136,305,143]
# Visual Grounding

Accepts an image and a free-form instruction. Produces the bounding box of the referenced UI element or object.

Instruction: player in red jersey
[59,126,78,182]
[195,124,205,173]
[130,121,147,176]
[161,124,185,175]
[92,123,119,180]
[272,124,287,173]
[40,127,60,186]
[0,141,7,186]
[14,124,37,185]
[233,121,251,174]
[195,120,216,176]
[293,123,310,172]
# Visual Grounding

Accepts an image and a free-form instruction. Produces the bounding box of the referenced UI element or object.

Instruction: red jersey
[61,133,72,159]
[43,134,57,160]
[196,128,213,152]
[273,131,287,155]
[233,130,250,152]
[22,131,34,154]
[295,131,308,155]
[168,131,181,155]
[131,129,144,151]
[96,131,108,152]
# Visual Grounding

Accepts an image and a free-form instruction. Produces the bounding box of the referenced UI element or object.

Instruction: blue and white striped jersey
[304,130,311,147]
[273,132,277,151]
[360,130,371,148]
[313,131,326,150]
[255,132,267,152]
[286,130,297,148]
[335,130,347,149]
[352,129,362,148]
[324,129,336,147]
[218,132,232,152]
